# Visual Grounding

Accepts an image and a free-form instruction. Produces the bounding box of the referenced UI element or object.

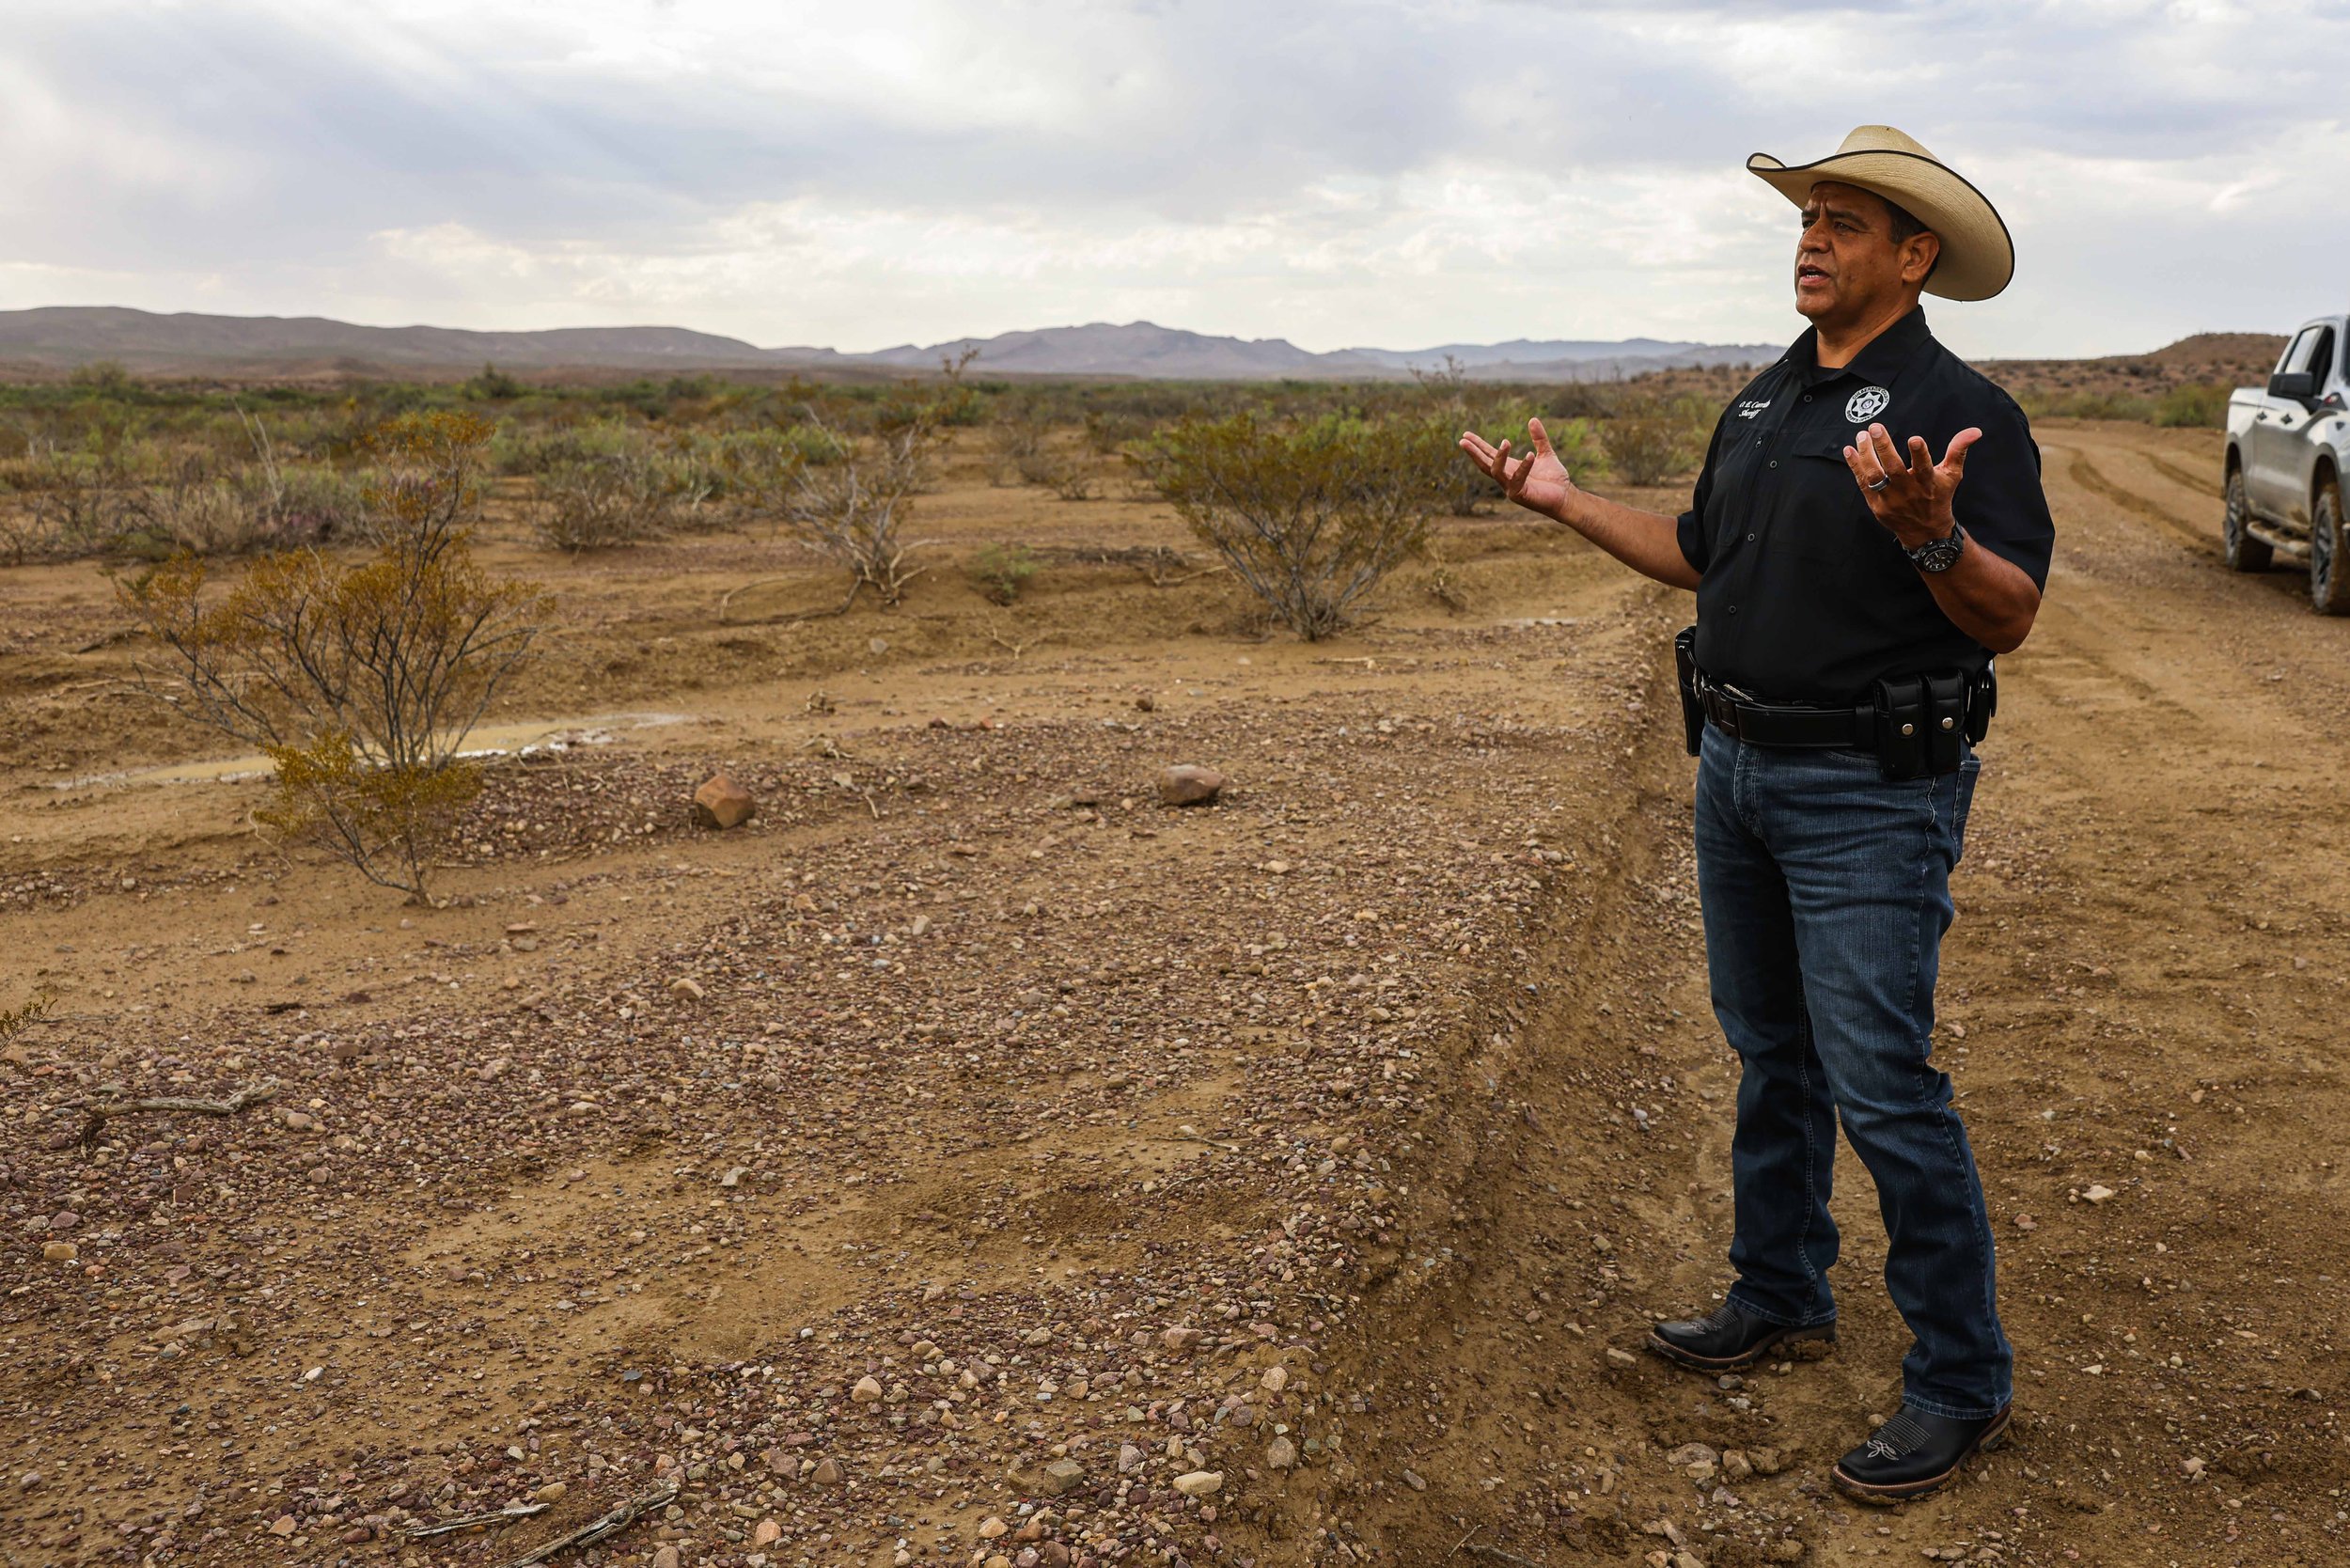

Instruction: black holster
[1674,625,1703,757]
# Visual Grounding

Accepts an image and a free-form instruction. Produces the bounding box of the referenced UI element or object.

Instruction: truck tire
[2311,478,2350,615]
[2224,467,2271,572]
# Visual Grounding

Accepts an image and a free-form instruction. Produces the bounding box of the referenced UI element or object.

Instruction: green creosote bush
[968,542,1042,605]
[1603,394,1713,487]
[2154,382,2232,430]
[462,362,526,400]
[2015,388,2156,422]
[1410,361,1611,513]
[491,418,639,476]
[1140,411,1453,640]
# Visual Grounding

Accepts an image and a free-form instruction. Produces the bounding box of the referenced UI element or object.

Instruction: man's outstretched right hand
[1459,417,1574,521]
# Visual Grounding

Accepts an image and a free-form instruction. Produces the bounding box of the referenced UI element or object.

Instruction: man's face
[1794,180,1936,323]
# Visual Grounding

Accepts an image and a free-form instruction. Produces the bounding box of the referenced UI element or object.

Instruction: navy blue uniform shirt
[1676,306,2055,704]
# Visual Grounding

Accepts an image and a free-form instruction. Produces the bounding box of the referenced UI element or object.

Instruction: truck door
[2252,323,2335,524]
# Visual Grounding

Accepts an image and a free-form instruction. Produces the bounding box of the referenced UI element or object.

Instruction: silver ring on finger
[1866,478,1890,492]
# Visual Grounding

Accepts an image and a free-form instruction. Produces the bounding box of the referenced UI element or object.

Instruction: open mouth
[1796,263,1831,287]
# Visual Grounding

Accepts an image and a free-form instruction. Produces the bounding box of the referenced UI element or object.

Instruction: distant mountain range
[0,306,1780,383]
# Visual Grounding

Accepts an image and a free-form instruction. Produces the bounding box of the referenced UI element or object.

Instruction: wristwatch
[1905,522,1966,573]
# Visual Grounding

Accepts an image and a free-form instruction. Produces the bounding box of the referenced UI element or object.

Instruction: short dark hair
[1882,195,1941,284]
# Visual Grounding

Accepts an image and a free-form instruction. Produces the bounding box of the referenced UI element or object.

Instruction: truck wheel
[2311,479,2350,615]
[2224,468,2271,572]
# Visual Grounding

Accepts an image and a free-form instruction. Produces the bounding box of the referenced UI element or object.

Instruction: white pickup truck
[2224,314,2350,612]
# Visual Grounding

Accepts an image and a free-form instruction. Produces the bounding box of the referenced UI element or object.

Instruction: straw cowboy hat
[1747,125,2013,302]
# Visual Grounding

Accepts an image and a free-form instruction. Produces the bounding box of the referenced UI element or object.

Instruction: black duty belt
[1672,625,1995,779]
[1693,675,1883,749]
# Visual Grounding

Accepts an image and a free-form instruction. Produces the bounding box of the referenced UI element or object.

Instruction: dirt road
[4,421,2345,1568]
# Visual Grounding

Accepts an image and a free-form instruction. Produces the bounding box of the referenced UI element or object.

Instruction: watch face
[1912,528,1965,572]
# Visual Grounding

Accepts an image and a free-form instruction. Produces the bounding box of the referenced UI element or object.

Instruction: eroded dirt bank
[6,423,2348,1568]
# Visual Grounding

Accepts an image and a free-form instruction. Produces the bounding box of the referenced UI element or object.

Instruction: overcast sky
[0,0,2342,358]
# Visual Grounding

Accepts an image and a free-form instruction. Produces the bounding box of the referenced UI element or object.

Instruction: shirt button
[1727,604,1740,615]
[1803,394,1812,402]
[1767,459,1778,469]
[1747,532,1757,542]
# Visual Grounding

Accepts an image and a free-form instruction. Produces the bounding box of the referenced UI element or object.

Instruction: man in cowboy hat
[1461,126,2053,1503]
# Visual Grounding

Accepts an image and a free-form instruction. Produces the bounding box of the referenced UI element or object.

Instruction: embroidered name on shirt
[1734,399,1774,420]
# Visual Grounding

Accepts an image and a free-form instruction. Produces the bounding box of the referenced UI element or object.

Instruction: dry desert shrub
[1082,410,1153,456]
[984,417,1044,488]
[729,355,974,608]
[0,994,46,1042]
[354,411,497,549]
[0,423,367,564]
[531,454,673,552]
[0,447,138,563]
[985,416,1096,499]
[1140,412,1452,640]
[734,416,934,605]
[1024,446,1098,501]
[117,460,356,561]
[118,416,548,903]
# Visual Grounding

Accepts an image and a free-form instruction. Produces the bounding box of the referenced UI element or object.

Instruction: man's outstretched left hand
[1844,422,1979,548]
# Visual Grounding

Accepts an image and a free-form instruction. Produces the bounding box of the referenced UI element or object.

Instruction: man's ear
[1902,231,1942,286]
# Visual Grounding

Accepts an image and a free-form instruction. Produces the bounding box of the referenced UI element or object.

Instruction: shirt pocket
[1788,436,1888,570]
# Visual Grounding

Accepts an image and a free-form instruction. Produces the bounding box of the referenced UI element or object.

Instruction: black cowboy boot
[1831,1404,2013,1503]
[1645,1302,1835,1372]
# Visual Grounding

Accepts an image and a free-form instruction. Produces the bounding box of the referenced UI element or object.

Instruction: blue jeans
[1694,725,2011,1419]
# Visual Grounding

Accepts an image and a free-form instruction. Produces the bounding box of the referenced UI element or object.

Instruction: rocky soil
[4,424,2348,1568]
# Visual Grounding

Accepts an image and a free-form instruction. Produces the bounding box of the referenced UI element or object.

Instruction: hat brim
[1747,149,2013,303]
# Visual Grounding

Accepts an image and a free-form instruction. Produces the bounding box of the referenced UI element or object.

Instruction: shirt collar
[1787,306,1934,388]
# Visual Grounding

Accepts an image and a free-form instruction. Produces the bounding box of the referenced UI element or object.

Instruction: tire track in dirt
[2056,447,2217,561]
[2145,452,2217,499]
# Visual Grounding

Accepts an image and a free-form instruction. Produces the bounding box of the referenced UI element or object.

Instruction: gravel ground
[12,429,2350,1568]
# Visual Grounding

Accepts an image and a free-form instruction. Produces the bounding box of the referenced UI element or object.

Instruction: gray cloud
[0,0,2343,354]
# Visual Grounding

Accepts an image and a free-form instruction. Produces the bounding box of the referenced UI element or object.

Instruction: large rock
[1157,765,1225,808]
[692,772,757,830]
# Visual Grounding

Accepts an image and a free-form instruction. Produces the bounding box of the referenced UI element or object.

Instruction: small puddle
[57,712,695,789]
